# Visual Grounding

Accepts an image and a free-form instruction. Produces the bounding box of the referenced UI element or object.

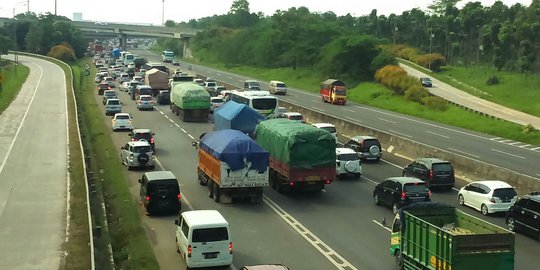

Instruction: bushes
[382,44,447,72]
[375,64,448,111]
[47,42,76,62]
[486,75,500,85]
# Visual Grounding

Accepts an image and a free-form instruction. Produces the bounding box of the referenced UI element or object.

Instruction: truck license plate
[306,176,319,181]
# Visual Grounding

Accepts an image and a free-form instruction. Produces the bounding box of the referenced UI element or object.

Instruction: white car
[111,113,133,131]
[210,97,224,112]
[312,123,337,139]
[120,141,155,170]
[458,180,518,215]
[336,148,362,179]
[119,82,130,92]
[137,95,154,110]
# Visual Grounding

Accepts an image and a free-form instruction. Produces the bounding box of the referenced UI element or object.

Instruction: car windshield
[107,100,120,105]
[276,83,286,88]
[116,115,130,120]
[339,153,359,161]
[133,146,152,153]
[253,98,277,110]
[141,96,152,101]
[134,133,152,141]
[105,92,116,97]
[288,115,304,121]
[192,227,228,243]
[320,126,336,133]
[493,188,517,198]
[404,183,427,193]
[433,163,453,172]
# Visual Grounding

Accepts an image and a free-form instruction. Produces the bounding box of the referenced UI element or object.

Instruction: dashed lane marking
[378,118,396,124]
[491,149,526,160]
[345,116,361,123]
[343,108,355,113]
[426,131,450,139]
[263,196,358,270]
[187,134,195,140]
[372,220,391,232]
[447,147,480,159]
[311,107,325,113]
[387,129,412,138]
[180,128,187,133]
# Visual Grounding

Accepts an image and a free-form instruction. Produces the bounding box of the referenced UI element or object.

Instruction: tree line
[164,0,539,79]
[0,13,87,62]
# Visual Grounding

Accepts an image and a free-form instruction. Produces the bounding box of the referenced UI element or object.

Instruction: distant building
[73,13,83,21]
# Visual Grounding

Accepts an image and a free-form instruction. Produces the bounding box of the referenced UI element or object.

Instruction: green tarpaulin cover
[171,82,211,109]
[254,119,336,168]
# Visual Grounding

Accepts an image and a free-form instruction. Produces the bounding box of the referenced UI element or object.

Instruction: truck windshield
[253,98,277,110]
[335,89,346,95]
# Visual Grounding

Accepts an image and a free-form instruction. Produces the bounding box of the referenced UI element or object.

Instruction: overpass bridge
[0,17,200,57]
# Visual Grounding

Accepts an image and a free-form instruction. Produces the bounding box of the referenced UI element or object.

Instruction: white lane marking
[263,196,357,270]
[174,123,180,127]
[311,107,325,112]
[426,131,450,139]
[518,144,531,148]
[372,220,391,232]
[378,118,396,124]
[343,108,355,113]
[164,115,169,119]
[311,99,320,103]
[490,137,503,141]
[380,159,404,169]
[180,128,187,133]
[508,142,522,146]
[498,139,512,143]
[491,149,526,160]
[345,116,361,123]
[155,157,194,210]
[0,62,43,217]
[447,147,480,159]
[187,134,195,140]
[537,174,540,177]
[531,147,540,151]
[169,119,175,124]
[159,111,164,115]
[387,129,412,138]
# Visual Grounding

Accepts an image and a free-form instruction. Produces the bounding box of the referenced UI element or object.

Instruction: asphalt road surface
[0,55,68,269]
[99,57,539,269]
[133,50,540,182]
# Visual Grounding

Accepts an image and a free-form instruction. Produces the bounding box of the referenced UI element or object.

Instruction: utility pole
[429,31,434,70]
[162,0,165,26]
[55,0,57,15]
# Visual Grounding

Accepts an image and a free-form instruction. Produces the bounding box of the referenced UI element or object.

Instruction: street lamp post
[162,0,165,26]
[428,32,434,70]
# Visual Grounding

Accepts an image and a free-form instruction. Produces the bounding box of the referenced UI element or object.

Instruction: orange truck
[197,129,269,203]
[320,79,347,105]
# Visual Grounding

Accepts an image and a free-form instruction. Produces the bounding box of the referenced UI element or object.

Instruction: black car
[138,171,181,215]
[420,77,433,87]
[506,192,540,240]
[97,83,110,95]
[402,158,455,190]
[156,90,170,105]
[373,177,431,214]
[129,128,156,151]
[344,136,382,161]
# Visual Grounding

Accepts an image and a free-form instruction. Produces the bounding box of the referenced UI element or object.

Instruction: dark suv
[402,158,455,190]
[129,129,156,151]
[138,171,181,215]
[506,192,540,240]
[420,77,432,87]
[373,177,431,214]
[345,136,382,161]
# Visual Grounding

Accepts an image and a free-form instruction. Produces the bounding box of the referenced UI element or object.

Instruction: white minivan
[175,210,233,268]
[269,80,287,95]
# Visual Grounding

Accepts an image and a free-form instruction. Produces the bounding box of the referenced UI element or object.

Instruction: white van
[175,210,233,269]
[269,80,287,95]
[312,123,337,139]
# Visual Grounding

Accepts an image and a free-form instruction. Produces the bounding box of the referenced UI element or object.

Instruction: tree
[229,0,250,14]
[428,0,461,15]
[0,35,14,54]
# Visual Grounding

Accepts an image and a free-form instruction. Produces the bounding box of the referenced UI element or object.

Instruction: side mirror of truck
[138,178,142,184]
[174,219,179,226]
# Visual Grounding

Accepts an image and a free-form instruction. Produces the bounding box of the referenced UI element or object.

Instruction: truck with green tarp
[253,119,336,192]
[170,82,210,122]
[390,202,515,270]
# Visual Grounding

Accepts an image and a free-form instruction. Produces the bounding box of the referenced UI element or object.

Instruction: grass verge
[399,59,540,117]
[71,60,159,269]
[0,60,30,114]
[188,59,540,146]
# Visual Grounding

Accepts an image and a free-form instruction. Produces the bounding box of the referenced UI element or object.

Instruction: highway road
[399,62,540,130]
[0,55,68,269]
[133,50,540,182]
[99,54,539,269]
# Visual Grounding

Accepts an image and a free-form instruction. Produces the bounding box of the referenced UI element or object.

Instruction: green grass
[187,58,540,146]
[71,60,159,269]
[0,61,30,114]
[400,60,540,117]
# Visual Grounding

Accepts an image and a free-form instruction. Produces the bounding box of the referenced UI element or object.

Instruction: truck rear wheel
[213,184,220,203]
[394,250,404,270]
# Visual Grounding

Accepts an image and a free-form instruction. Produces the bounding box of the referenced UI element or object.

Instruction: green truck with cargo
[170,82,210,122]
[391,203,515,270]
[254,119,336,192]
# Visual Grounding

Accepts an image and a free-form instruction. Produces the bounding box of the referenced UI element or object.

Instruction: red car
[97,83,110,95]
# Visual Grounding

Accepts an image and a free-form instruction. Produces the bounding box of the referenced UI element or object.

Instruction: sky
[0,0,533,25]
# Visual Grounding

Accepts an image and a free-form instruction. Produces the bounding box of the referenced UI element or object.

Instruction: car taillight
[289,182,295,187]
[428,170,433,179]
[428,190,432,198]
[489,197,496,203]
[177,194,181,200]
[229,242,233,254]
[401,192,406,199]
[324,179,331,184]
[150,138,155,144]
[107,86,110,90]
[187,245,192,257]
